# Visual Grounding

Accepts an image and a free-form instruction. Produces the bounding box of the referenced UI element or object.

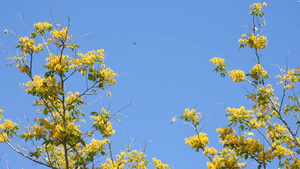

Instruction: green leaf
[79,138,86,146]
[88,73,96,81]
[68,44,80,51]
[101,151,107,156]
[43,108,49,115]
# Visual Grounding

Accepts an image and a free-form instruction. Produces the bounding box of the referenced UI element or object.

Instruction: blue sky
[0,0,300,168]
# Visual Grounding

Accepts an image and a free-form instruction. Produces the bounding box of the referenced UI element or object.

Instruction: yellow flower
[34,22,53,33]
[0,133,8,142]
[51,27,70,40]
[152,158,170,169]
[16,64,30,73]
[250,64,267,80]
[228,70,245,82]
[17,36,43,55]
[185,132,209,152]
[239,33,268,49]
[262,2,267,6]
[209,57,225,65]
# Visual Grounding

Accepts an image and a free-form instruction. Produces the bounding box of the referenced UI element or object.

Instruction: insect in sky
[170,117,177,124]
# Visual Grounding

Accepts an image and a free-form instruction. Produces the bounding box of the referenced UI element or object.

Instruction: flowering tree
[0,19,169,168]
[180,2,300,169]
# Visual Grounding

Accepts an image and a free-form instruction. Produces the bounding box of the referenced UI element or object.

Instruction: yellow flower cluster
[65,91,81,104]
[209,57,225,66]
[100,68,118,88]
[290,158,300,168]
[250,64,267,80]
[68,50,110,83]
[183,108,202,124]
[16,64,30,73]
[90,108,115,137]
[54,122,81,140]
[257,84,274,96]
[272,143,293,158]
[228,70,245,82]
[216,127,236,144]
[23,117,82,143]
[0,119,19,142]
[152,158,170,169]
[0,132,7,142]
[226,106,254,125]
[185,132,209,152]
[34,22,53,32]
[206,148,246,169]
[266,123,289,142]
[24,75,60,99]
[101,150,147,169]
[77,49,105,66]
[239,33,268,50]
[46,54,69,72]
[251,3,262,13]
[276,69,298,89]
[51,27,70,40]
[203,147,218,157]
[18,36,43,55]
[80,139,109,156]
[209,57,227,75]
[250,2,267,16]
[0,119,19,130]
[216,127,274,165]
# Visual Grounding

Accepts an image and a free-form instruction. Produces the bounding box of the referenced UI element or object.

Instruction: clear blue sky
[0,0,300,168]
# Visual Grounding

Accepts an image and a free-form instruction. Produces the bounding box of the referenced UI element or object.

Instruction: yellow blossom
[185,132,209,152]
[209,57,225,65]
[152,158,170,169]
[228,70,245,82]
[250,64,267,80]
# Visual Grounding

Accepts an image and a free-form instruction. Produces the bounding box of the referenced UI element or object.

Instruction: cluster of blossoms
[17,36,43,55]
[182,2,300,168]
[23,75,61,99]
[203,146,218,157]
[90,108,115,137]
[206,148,246,169]
[0,116,20,142]
[152,158,170,169]
[209,57,225,66]
[209,57,227,76]
[250,2,267,16]
[239,33,268,50]
[51,27,70,40]
[226,106,254,126]
[33,22,53,35]
[16,64,30,73]
[228,70,245,82]
[184,132,209,152]
[180,108,202,126]
[79,139,109,160]
[101,150,148,169]
[1,19,173,169]
[276,69,299,89]
[249,64,268,80]
[46,54,69,72]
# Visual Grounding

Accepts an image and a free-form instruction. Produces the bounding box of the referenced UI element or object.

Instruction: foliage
[2,1,300,169]
[0,20,169,169]
[181,2,300,169]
